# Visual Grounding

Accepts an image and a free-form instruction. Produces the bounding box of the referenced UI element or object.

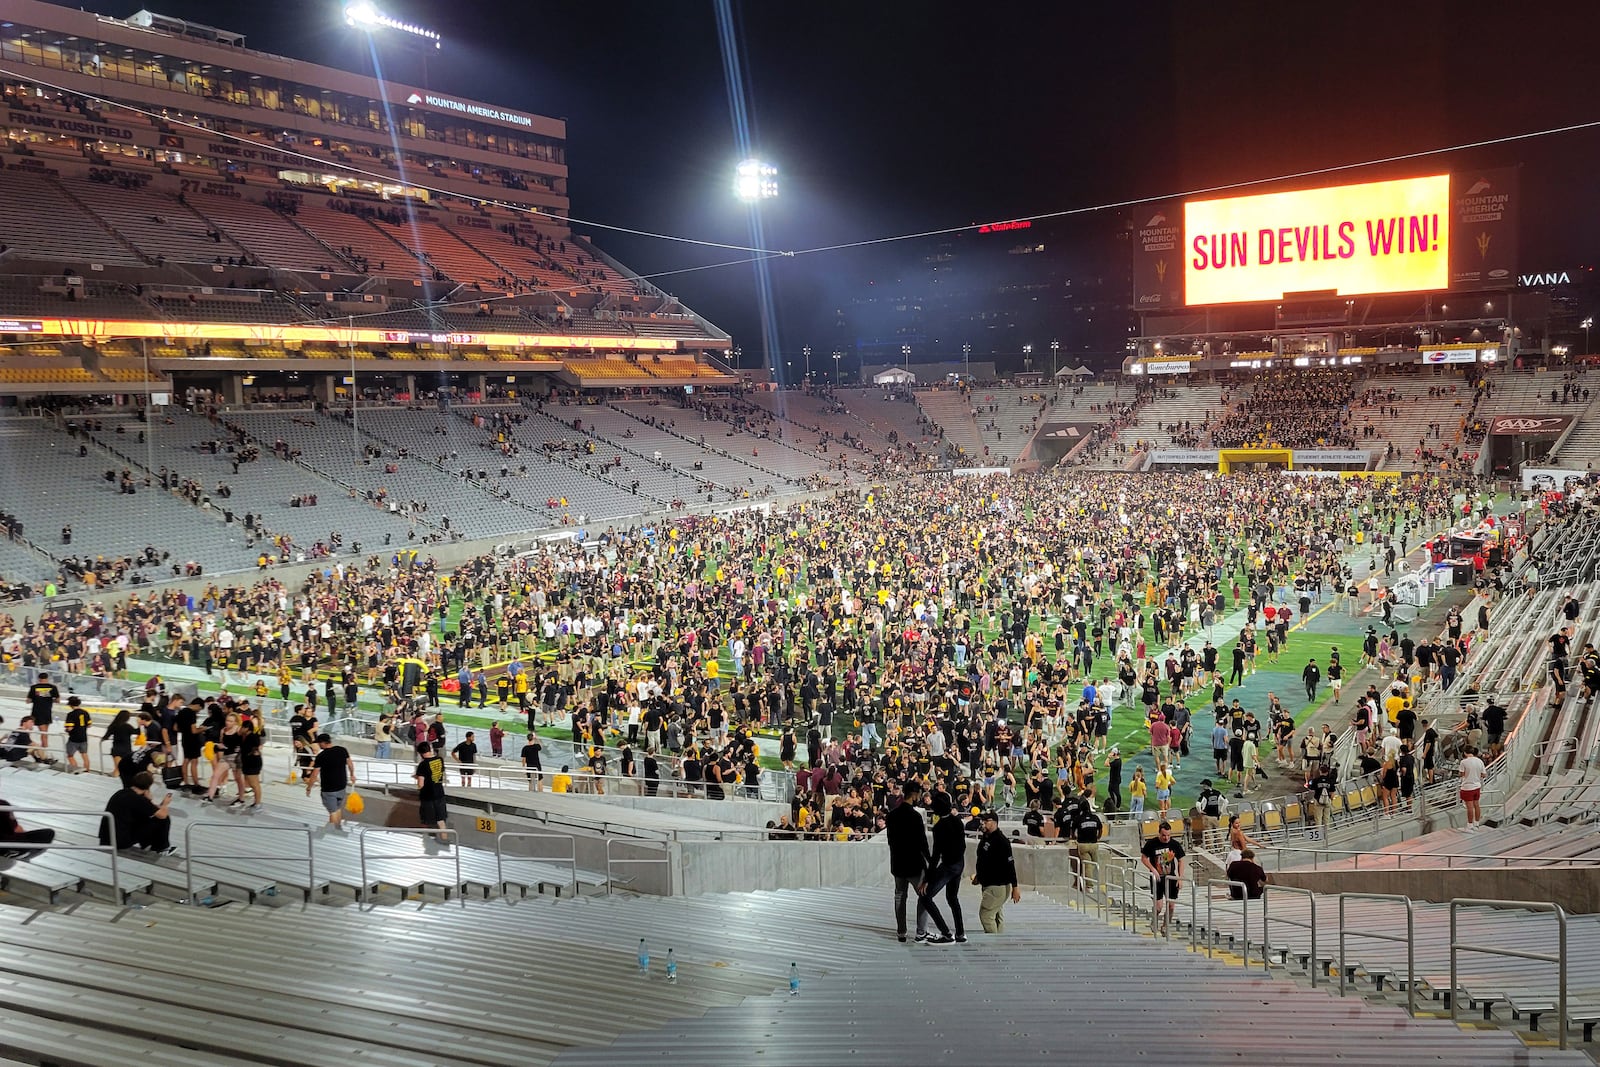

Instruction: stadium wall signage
[404,92,534,128]
[1487,415,1574,437]
[0,317,680,351]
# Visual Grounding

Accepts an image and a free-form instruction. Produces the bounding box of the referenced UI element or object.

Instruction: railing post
[1338,894,1348,997]
[1405,897,1415,1017]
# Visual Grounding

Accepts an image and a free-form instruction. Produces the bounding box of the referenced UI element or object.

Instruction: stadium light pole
[832,350,842,383]
[1584,317,1594,355]
[802,345,811,382]
[1023,343,1033,375]
[963,343,971,380]
[732,345,742,370]
[344,2,442,47]
[733,159,778,203]
[901,344,911,378]
[1050,339,1060,379]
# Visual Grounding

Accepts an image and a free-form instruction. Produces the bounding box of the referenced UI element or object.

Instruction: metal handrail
[1262,841,1600,872]
[1449,897,1568,1050]
[603,837,671,895]
[356,826,462,909]
[1197,879,1256,968]
[1338,891,1416,1017]
[0,804,121,900]
[494,830,577,901]
[1260,883,1321,987]
[351,752,773,803]
[182,821,314,904]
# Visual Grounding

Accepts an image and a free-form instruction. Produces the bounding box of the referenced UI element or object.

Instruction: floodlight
[734,158,778,202]
[344,1,442,47]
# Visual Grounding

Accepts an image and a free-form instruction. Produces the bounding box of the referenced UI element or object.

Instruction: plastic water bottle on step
[637,938,649,977]
[666,948,677,982]
[789,962,799,996]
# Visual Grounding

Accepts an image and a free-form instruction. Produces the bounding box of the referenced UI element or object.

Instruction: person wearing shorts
[304,734,355,830]
[62,697,92,773]
[414,743,450,845]
[1140,821,1186,934]
[1457,746,1486,829]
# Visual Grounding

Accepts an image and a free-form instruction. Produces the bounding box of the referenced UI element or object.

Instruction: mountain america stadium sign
[404,92,533,128]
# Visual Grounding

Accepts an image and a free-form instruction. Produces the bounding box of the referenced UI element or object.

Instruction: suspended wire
[0,65,778,255]
[1,64,1595,271]
[785,118,1600,258]
[302,250,788,325]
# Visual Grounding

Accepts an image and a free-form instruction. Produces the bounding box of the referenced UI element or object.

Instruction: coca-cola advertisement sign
[1487,415,1573,437]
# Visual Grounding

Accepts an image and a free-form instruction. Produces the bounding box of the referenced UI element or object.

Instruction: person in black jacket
[885,780,930,943]
[972,811,1020,934]
[915,793,964,944]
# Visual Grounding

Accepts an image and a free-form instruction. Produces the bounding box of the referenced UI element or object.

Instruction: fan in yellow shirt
[552,766,573,793]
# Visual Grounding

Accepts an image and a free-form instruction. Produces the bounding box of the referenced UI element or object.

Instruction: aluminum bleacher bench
[0,1017,222,1067]
[0,968,471,1067]
[19,852,152,903]
[0,855,81,900]
[1562,1002,1600,1042]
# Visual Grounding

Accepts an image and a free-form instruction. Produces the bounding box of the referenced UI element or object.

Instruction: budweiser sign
[1488,415,1574,436]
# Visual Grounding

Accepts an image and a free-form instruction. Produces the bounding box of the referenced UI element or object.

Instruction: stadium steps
[75,419,248,536]
[183,194,359,275]
[350,410,570,522]
[447,406,671,507]
[1553,394,1600,470]
[0,884,1579,1067]
[552,888,1586,1067]
[0,761,603,907]
[46,177,156,266]
[599,401,798,490]
[914,389,986,463]
[1166,882,1600,1052]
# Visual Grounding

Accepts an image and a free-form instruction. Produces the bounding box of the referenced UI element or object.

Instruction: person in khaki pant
[1073,792,1105,896]
[972,812,1020,933]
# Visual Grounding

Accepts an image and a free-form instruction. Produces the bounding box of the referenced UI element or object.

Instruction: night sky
[56,0,1600,361]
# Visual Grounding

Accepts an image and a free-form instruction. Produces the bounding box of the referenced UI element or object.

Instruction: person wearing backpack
[1074,790,1104,896]
[1195,779,1226,843]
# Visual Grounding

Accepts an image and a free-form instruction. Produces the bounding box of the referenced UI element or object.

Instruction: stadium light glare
[734,158,778,202]
[344,1,442,47]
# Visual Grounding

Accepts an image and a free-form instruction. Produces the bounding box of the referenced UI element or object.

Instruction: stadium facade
[0,0,734,401]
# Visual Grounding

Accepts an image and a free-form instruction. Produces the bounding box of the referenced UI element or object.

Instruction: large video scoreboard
[1134,169,1517,309]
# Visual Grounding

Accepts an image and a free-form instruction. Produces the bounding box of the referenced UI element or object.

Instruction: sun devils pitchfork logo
[1477,232,1491,260]
[1155,259,1168,284]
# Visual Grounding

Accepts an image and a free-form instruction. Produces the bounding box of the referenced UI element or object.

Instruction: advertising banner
[1142,359,1193,374]
[1184,175,1451,306]
[1420,348,1479,365]
[1487,415,1573,437]
[1132,202,1183,309]
[1449,168,1519,290]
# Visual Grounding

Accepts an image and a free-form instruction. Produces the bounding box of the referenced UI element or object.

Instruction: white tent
[1055,364,1094,378]
[873,367,916,385]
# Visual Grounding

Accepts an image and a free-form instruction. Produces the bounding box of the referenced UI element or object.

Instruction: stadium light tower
[1050,338,1060,378]
[733,159,778,202]
[832,349,842,382]
[802,345,811,381]
[1023,343,1033,375]
[344,1,442,48]
[1584,316,1594,355]
[963,343,971,380]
